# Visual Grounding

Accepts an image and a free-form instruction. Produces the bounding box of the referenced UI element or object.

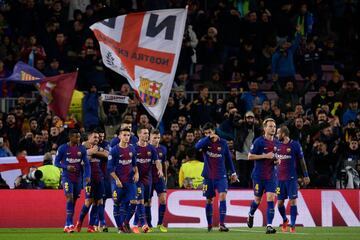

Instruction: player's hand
[85,177,91,184]
[303,177,310,185]
[133,172,139,183]
[230,174,238,183]
[67,165,76,172]
[209,133,219,141]
[274,159,281,165]
[264,152,274,159]
[158,169,164,178]
[115,179,123,188]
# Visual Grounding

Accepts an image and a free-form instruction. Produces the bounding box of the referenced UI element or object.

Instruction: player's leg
[247,179,263,228]
[265,180,277,234]
[124,183,138,233]
[101,179,112,232]
[96,181,106,231]
[144,185,153,228]
[203,179,215,232]
[156,177,167,232]
[138,185,151,233]
[288,179,298,232]
[277,181,289,232]
[217,179,229,232]
[62,179,75,233]
[111,183,124,233]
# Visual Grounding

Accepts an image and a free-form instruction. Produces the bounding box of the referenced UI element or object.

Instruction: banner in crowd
[0,61,45,83]
[100,93,129,104]
[90,8,187,122]
[38,72,78,120]
[0,190,359,227]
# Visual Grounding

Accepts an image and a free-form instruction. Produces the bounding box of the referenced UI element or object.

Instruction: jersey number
[276,187,280,195]
[85,186,91,193]
[64,182,69,192]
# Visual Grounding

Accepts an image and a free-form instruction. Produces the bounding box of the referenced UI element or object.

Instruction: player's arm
[81,146,91,183]
[131,147,139,182]
[92,148,109,159]
[107,149,122,187]
[162,147,169,182]
[248,140,274,160]
[195,136,210,150]
[54,145,66,169]
[296,142,310,185]
[152,146,163,177]
[224,142,238,183]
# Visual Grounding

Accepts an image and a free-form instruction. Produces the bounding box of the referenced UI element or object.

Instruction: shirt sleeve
[54,145,66,170]
[131,146,137,167]
[249,138,262,155]
[107,147,116,173]
[81,146,91,179]
[195,136,210,150]
[223,140,236,174]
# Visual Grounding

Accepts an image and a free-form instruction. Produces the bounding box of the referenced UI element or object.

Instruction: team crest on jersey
[217,147,221,151]
[147,151,151,156]
[129,152,133,157]
[287,148,291,153]
[77,152,81,156]
[159,152,163,157]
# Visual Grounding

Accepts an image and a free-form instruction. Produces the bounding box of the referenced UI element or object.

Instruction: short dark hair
[186,147,197,159]
[202,122,215,131]
[279,125,290,137]
[120,127,131,133]
[137,125,148,134]
[151,129,160,135]
[69,129,80,136]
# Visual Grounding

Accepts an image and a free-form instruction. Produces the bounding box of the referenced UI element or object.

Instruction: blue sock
[79,205,90,223]
[138,204,146,226]
[133,207,140,226]
[66,201,74,226]
[278,205,287,222]
[266,201,275,225]
[158,204,166,225]
[219,200,226,225]
[205,203,213,226]
[145,205,152,227]
[290,205,297,227]
[125,203,137,224]
[119,203,127,226]
[249,201,259,216]
[113,203,122,228]
[98,204,105,226]
[89,205,98,226]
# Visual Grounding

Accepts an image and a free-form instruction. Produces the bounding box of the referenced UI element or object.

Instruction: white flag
[90,9,187,122]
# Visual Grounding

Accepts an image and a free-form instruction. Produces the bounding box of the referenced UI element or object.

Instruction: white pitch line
[230,228,309,235]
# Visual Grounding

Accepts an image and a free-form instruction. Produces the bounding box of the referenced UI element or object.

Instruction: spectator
[18,130,45,156]
[37,152,61,189]
[240,81,267,113]
[178,147,204,189]
[82,85,99,131]
[293,3,314,37]
[176,129,196,164]
[0,137,12,157]
[271,27,301,83]
[5,113,21,155]
[189,86,215,127]
[20,34,46,66]
[342,99,359,126]
[99,99,121,140]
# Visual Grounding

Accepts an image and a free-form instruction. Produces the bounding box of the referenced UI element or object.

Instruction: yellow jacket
[179,160,204,189]
[38,165,61,189]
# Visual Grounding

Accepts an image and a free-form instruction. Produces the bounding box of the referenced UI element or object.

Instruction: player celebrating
[147,129,168,232]
[55,129,90,233]
[75,130,109,232]
[195,122,238,232]
[247,118,279,234]
[110,120,139,147]
[108,127,139,233]
[124,125,163,234]
[276,125,310,233]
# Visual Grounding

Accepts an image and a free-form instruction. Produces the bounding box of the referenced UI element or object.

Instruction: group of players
[55,117,310,234]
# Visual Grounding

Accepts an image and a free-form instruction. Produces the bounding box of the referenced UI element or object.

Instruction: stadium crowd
[0,0,360,190]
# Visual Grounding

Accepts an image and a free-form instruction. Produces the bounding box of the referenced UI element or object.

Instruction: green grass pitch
[1,227,360,240]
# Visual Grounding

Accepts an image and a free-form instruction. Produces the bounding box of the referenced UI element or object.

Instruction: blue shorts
[103,178,112,199]
[277,179,298,200]
[252,179,276,197]
[150,178,167,199]
[61,178,81,198]
[85,180,105,200]
[136,182,152,201]
[202,178,228,199]
[111,182,137,203]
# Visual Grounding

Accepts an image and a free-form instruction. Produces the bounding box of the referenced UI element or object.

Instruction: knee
[277,201,284,207]
[289,199,297,206]
[130,200,137,205]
